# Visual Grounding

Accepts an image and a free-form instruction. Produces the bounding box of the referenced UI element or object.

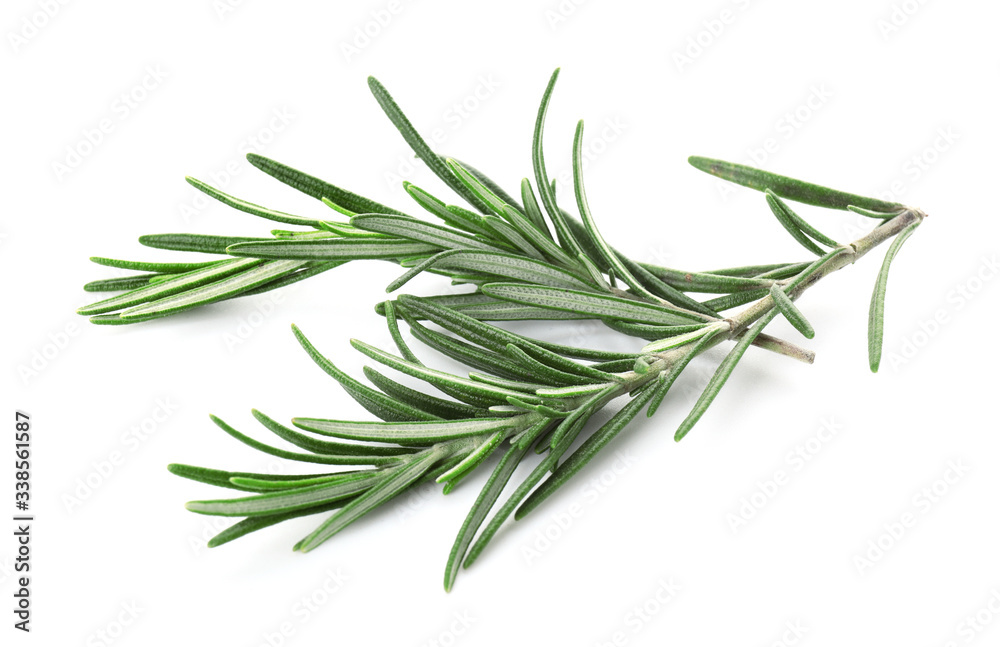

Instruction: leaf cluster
[80,69,923,589]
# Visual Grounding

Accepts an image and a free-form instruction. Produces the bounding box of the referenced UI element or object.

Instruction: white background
[3,1,999,645]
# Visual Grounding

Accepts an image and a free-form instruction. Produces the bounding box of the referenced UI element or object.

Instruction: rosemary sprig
[80,69,926,590]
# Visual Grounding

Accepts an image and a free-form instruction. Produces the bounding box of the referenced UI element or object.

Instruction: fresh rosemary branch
[79,69,925,590]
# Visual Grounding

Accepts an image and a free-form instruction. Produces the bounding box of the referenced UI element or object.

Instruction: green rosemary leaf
[702,288,770,312]
[381,300,422,364]
[404,183,491,236]
[253,410,423,456]
[386,250,460,293]
[590,357,640,373]
[471,373,549,393]
[139,233,267,254]
[376,293,487,315]
[559,215,720,316]
[647,328,726,417]
[674,308,781,441]
[688,156,904,212]
[433,250,594,291]
[292,415,523,444]
[517,337,635,363]
[535,382,617,398]
[637,263,774,293]
[247,153,408,216]
[167,463,332,493]
[510,342,624,384]
[453,301,592,321]
[226,237,439,260]
[350,339,544,405]
[397,295,601,383]
[273,230,335,241]
[464,386,612,567]
[784,248,844,291]
[186,472,381,517]
[769,283,815,339]
[350,214,509,253]
[89,257,223,273]
[603,320,707,341]
[511,418,555,451]
[753,262,813,280]
[765,190,840,248]
[206,498,356,548]
[615,254,722,316]
[77,258,262,315]
[479,215,546,260]
[764,191,830,256]
[481,283,702,325]
[229,472,372,491]
[445,158,509,218]
[444,440,530,590]
[296,446,448,552]
[641,322,726,354]
[848,205,904,220]
[436,430,506,484]
[119,260,309,319]
[548,384,619,448]
[402,315,544,384]
[367,77,491,214]
[185,177,325,228]
[396,293,542,355]
[502,344,602,387]
[532,69,586,258]
[292,324,439,422]
[424,454,467,485]
[576,253,612,290]
[362,366,485,420]
[446,157,523,211]
[498,204,577,268]
[572,120,657,300]
[252,409,416,464]
[502,397,568,418]
[238,261,341,298]
[446,205,495,236]
[316,220,384,238]
[520,178,552,239]
[516,381,660,519]
[700,262,798,278]
[320,197,358,219]
[83,274,160,292]
[88,312,165,325]
[868,219,921,372]
[209,414,395,465]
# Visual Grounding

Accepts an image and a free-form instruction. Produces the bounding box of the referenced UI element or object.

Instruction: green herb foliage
[81,69,926,591]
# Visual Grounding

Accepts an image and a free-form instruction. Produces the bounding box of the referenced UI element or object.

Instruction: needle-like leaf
[367,77,491,214]
[532,69,586,258]
[764,190,836,256]
[515,381,659,519]
[689,156,904,212]
[769,283,815,339]
[351,214,510,253]
[868,219,921,372]
[247,153,407,216]
[226,237,439,260]
[185,177,326,228]
[481,283,703,325]
[296,446,449,552]
[674,308,781,442]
